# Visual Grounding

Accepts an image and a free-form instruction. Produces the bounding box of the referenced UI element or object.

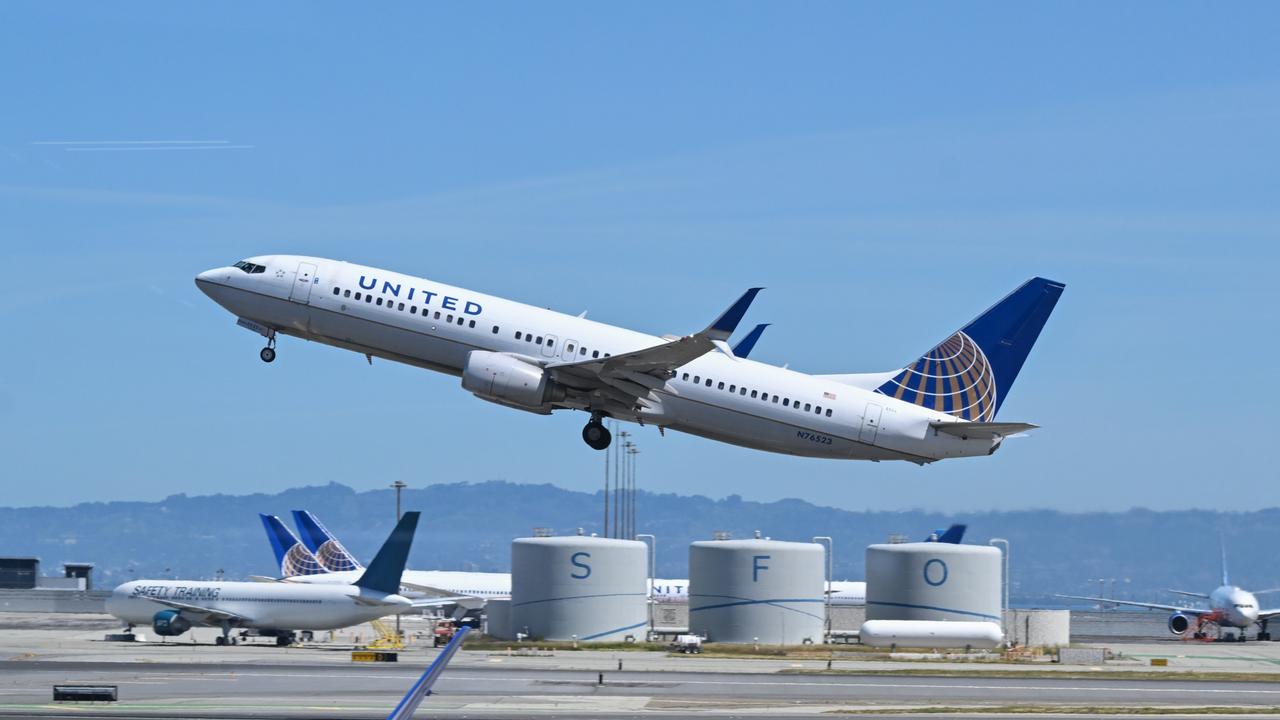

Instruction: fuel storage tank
[865,542,1001,623]
[510,536,647,642]
[688,537,824,644]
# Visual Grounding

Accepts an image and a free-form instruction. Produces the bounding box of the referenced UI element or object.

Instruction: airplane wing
[143,597,251,625]
[1259,608,1280,620]
[930,421,1039,440]
[547,288,762,412]
[1166,589,1211,599]
[386,626,470,720]
[1055,594,1209,615]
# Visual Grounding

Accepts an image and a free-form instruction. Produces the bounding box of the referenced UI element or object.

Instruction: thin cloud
[30,140,253,152]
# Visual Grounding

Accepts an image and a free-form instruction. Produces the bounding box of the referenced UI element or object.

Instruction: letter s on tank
[570,551,591,579]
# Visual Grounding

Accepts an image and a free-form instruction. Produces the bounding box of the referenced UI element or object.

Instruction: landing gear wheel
[215,636,227,646]
[260,346,276,363]
[582,421,611,450]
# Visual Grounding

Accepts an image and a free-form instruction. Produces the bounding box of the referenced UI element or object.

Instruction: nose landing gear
[582,417,612,450]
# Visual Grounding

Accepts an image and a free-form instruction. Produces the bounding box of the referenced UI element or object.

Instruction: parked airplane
[107,512,422,646]
[196,256,1063,460]
[1057,546,1280,641]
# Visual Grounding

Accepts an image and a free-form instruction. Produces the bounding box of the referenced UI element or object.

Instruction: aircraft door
[290,262,317,304]
[562,339,581,361]
[542,334,558,358]
[859,402,883,444]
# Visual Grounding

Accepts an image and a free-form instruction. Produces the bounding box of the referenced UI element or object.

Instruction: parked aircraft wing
[930,421,1038,440]
[1054,594,1208,615]
[547,288,762,405]
[386,626,471,720]
[1258,608,1280,620]
[1166,589,1211,599]
[142,597,251,625]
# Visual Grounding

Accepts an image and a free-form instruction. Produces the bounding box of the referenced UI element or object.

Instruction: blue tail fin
[936,524,967,544]
[355,511,420,595]
[876,277,1065,420]
[259,514,327,577]
[1221,536,1230,586]
[732,323,770,359]
[293,510,364,572]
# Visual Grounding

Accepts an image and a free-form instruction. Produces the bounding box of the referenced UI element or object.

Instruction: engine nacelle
[1168,612,1191,635]
[153,609,191,636]
[461,351,564,413]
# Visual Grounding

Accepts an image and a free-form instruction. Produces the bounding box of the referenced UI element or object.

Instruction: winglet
[704,288,763,341]
[732,323,770,359]
[260,514,326,577]
[386,626,470,720]
[355,511,420,595]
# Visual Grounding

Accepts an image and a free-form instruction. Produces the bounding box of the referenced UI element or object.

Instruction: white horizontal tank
[866,542,1001,623]
[688,536,824,644]
[510,535,647,642]
[859,619,1003,649]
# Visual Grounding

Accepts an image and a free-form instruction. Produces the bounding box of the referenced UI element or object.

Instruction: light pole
[628,445,640,540]
[813,536,833,640]
[988,538,1009,631]
[603,420,610,537]
[615,431,629,538]
[391,480,407,639]
[636,533,656,636]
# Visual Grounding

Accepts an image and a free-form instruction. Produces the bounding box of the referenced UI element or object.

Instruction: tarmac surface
[2,613,1280,718]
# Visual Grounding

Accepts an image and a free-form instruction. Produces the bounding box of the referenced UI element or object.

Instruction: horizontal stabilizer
[930,421,1038,440]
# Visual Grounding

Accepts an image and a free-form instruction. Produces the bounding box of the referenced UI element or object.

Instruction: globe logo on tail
[283,544,325,577]
[876,331,996,421]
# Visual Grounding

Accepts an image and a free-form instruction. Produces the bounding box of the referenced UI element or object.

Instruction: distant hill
[3,481,1278,605]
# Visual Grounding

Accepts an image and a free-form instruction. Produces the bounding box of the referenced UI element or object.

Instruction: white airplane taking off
[196,256,1063,461]
[1057,547,1280,641]
[107,512,423,646]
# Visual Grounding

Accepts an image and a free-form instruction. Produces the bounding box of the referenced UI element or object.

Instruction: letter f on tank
[752,555,770,582]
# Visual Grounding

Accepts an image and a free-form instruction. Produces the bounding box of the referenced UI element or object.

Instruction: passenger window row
[333,286,477,329]
[679,372,833,417]
[512,330,611,359]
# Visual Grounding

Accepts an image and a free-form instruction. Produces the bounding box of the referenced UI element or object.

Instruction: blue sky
[1,3,1276,511]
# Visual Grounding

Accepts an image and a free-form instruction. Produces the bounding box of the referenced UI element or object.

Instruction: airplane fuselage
[1205,585,1260,629]
[196,255,1007,462]
[107,580,412,631]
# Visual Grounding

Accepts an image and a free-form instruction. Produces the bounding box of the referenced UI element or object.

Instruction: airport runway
[4,659,1280,718]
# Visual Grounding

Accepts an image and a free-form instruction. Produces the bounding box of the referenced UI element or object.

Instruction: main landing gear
[215,621,237,646]
[582,416,612,450]
[259,330,277,363]
[1259,619,1271,642]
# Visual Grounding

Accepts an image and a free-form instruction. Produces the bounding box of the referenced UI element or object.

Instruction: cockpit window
[233,260,266,274]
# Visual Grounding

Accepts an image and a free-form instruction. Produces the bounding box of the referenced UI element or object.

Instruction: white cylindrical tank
[510,536,647,642]
[866,543,1001,624]
[484,598,512,640]
[688,538,825,644]
[859,619,1003,649]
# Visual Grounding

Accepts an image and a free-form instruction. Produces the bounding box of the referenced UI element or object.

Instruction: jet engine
[152,609,191,636]
[1168,612,1191,635]
[461,351,565,413]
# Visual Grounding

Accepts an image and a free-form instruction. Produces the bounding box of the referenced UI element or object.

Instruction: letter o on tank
[923,558,948,587]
